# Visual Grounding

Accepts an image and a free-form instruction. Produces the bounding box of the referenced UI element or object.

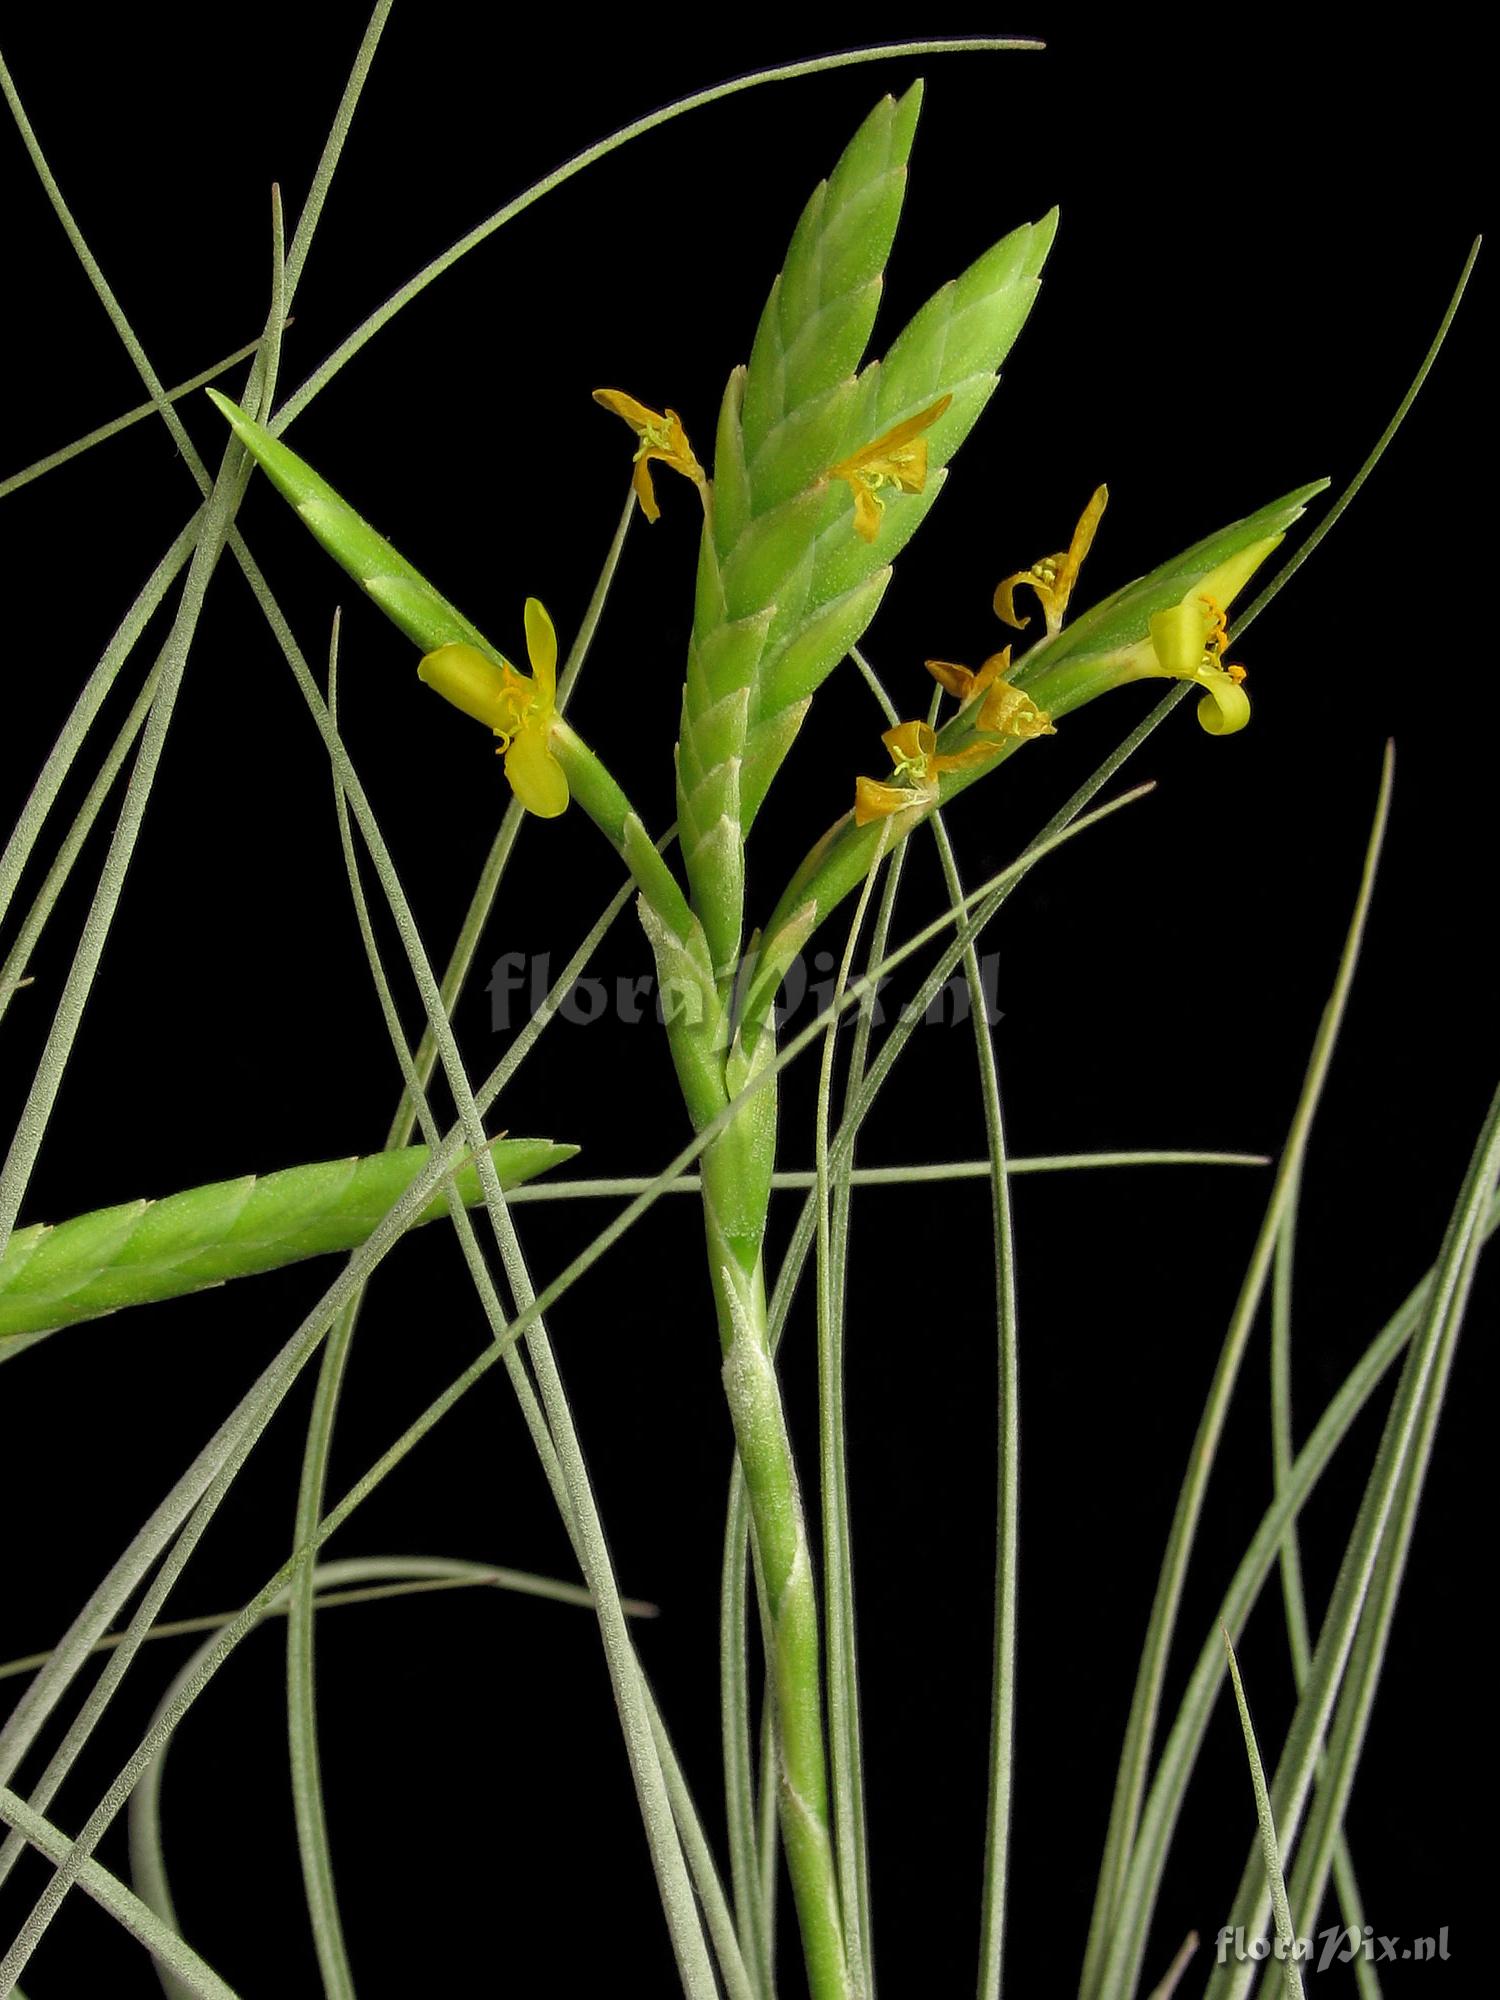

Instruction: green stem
[708,1213,850,2000]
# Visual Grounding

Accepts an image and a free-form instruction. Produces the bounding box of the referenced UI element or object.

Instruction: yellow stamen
[418,598,570,817]
[994,483,1108,636]
[830,395,952,544]
[593,388,705,522]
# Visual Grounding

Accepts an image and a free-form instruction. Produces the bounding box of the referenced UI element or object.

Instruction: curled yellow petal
[854,776,923,826]
[504,720,570,817]
[927,657,979,701]
[1194,670,1251,736]
[1146,601,1217,678]
[881,719,937,774]
[995,483,1108,636]
[976,679,1056,741]
[417,643,525,735]
[593,388,704,521]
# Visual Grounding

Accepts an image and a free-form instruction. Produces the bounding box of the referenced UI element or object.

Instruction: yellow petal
[976,680,1056,740]
[1059,484,1109,591]
[831,395,951,480]
[933,739,1004,774]
[1196,533,1284,614]
[417,643,522,732]
[1147,602,1217,679]
[994,486,1108,634]
[632,456,662,523]
[853,776,914,826]
[993,567,1043,630]
[885,436,929,494]
[592,387,659,431]
[660,409,705,484]
[504,720,570,817]
[849,482,883,543]
[1194,670,1251,736]
[927,658,979,700]
[881,720,937,770]
[971,647,1012,698]
[524,598,558,704]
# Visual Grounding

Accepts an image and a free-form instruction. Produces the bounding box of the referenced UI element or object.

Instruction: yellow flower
[1109,535,1282,736]
[925,646,1056,740]
[592,388,705,522]
[417,599,569,817]
[853,718,1000,826]
[994,483,1109,637]
[829,395,952,544]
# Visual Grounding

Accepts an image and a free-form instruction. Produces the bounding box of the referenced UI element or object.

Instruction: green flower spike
[1108,535,1284,735]
[418,599,569,817]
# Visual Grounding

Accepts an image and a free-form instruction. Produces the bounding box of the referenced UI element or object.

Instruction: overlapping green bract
[676,86,923,984]
[206,388,506,661]
[674,82,1056,990]
[0,1137,575,1341]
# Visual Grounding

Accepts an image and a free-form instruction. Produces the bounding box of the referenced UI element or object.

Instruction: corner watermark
[1215,1925,1451,1972]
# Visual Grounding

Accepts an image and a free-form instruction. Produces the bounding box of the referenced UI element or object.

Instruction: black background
[0,9,1491,1996]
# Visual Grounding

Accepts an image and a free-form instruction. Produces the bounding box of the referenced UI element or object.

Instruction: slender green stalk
[851,642,1024,1996]
[0,645,166,1023]
[0,789,1154,1981]
[0,512,198,948]
[721,1456,775,2000]
[0,336,270,500]
[1222,1634,1306,2000]
[283,489,632,1997]
[501,1155,1268,1202]
[1145,1935,1200,2000]
[821,818,909,2000]
[0,4,345,1257]
[814,836,892,1994]
[1081,748,1394,2000]
[271,40,1043,433]
[0,1791,239,2000]
[323,652,751,2000]
[1234,237,1481,638]
[257,596,722,1998]
[1201,1082,1500,2000]
[1270,1191,1380,1998]
[1,1560,654,1682]
[125,1555,613,2000]
[925,812,1020,2000]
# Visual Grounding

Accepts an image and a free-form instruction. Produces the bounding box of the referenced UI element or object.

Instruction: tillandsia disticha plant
[0,13,1490,1999]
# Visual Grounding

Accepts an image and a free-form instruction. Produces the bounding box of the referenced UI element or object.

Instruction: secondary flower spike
[853,719,1000,826]
[995,483,1109,636]
[926,646,1056,740]
[1107,535,1284,735]
[830,395,952,543]
[592,389,705,522]
[418,599,569,816]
